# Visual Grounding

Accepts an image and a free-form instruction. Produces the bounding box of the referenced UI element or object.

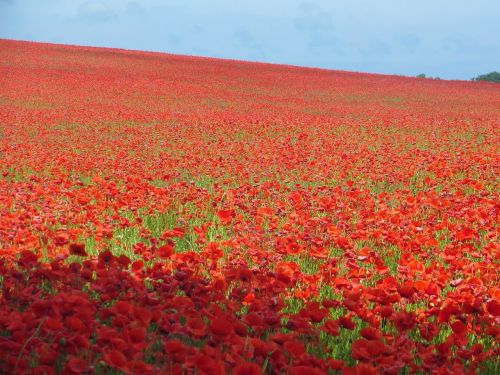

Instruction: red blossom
[233,362,262,375]
[66,357,88,373]
[103,350,128,370]
[0,39,498,375]
[217,209,235,225]
[210,316,234,337]
[69,243,86,256]
[157,244,174,258]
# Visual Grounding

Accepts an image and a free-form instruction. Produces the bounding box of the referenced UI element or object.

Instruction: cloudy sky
[1,0,499,80]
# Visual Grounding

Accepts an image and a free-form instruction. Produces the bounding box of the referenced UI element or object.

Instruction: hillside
[0,39,499,374]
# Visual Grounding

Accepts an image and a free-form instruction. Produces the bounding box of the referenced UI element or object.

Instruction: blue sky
[1,0,499,80]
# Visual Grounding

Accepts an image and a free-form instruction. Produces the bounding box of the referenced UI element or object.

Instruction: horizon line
[1,37,488,83]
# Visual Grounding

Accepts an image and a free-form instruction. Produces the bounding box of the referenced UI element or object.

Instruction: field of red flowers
[0,39,499,374]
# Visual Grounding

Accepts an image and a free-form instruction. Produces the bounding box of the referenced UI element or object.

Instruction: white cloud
[78,1,115,22]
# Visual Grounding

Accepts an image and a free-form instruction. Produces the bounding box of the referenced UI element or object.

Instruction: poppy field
[0,39,499,374]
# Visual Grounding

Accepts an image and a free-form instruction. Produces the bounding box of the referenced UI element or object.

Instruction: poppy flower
[164,340,187,362]
[66,316,85,332]
[322,319,340,336]
[98,250,114,264]
[394,311,416,331]
[360,327,382,341]
[113,300,132,315]
[284,340,306,356]
[289,366,325,375]
[486,300,500,316]
[233,362,262,375]
[210,316,234,337]
[18,250,39,267]
[66,357,88,373]
[244,312,263,328]
[351,339,385,361]
[157,244,174,258]
[69,243,86,256]
[450,320,467,336]
[54,232,69,246]
[217,209,235,225]
[128,326,147,343]
[338,316,356,330]
[44,317,63,331]
[103,350,128,370]
[131,260,144,272]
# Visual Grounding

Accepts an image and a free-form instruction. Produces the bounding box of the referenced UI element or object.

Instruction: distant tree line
[416,73,440,80]
[415,71,500,83]
[472,72,500,83]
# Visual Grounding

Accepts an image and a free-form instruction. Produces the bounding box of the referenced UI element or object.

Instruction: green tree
[472,72,500,83]
[416,73,426,78]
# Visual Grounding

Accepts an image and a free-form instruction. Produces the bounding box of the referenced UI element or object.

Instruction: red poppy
[66,357,88,373]
[66,316,85,332]
[98,250,114,264]
[486,300,499,316]
[338,316,356,330]
[113,300,132,315]
[244,312,263,328]
[157,244,174,258]
[289,366,325,375]
[284,339,306,356]
[233,362,262,375]
[69,243,86,256]
[131,260,144,272]
[128,326,147,343]
[210,316,234,337]
[44,317,63,331]
[450,320,467,336]
[394,311,416,331]
[164,340,187,362]
[351,339,386,361]
[360,327,382,341]
[18,250,39,267]
[103,350,128,370]
[54,232,70,246]
[217,209,235,225]
[322,319,340,336]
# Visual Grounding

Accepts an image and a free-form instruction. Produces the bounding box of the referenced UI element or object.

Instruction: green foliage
[416,73,441,80]
[472,71,500,83]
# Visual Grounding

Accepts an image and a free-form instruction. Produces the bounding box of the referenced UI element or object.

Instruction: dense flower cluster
[0,39,499,374]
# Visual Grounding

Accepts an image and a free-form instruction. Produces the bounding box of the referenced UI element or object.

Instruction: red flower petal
[103,350,128,370]
[157,244,174,258]
[69,243,86,256]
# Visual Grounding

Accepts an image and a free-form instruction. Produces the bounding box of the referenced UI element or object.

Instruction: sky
[1,0,499,80]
